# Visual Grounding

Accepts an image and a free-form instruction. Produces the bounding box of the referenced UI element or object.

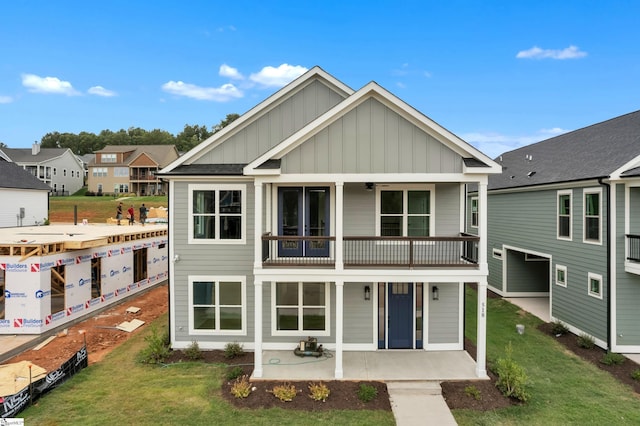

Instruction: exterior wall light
[364,285,371,300]
[365,182,374,191]
[432,285,439,301]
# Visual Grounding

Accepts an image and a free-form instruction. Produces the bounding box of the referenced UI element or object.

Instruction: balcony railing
[627,234,640,262]
[262,233,479,268]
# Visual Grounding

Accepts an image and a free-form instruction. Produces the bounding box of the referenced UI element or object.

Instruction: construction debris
[125,306,141,314]
[33,336,57,351]
[116,319,145,332]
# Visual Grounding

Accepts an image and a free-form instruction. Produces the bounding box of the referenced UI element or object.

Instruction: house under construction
[0,224,168,334]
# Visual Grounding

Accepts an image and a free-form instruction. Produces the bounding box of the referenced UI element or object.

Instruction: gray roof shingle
[490,110,640,190]
[0,160,52,190]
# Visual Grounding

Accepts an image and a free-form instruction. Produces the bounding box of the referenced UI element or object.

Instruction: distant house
[159,67,501,379]
[0,143,85,195]
[484,110,640,354]
[87,145,179,195]
[0,159,51,227]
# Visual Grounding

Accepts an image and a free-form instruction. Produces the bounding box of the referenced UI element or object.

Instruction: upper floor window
[188,184,246,244]
[376,185,434,237]
[583,188,602,244]
[101,153,116,163]
[557,190,572,240]
[92,167,107,177]
[114,167,129,177]
[63,169,67,177]
[471,196,479,228]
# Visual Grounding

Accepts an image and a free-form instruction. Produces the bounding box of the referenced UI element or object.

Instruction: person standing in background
[139,203,147,226]
[116,202,123,225]
[128,205,135,225]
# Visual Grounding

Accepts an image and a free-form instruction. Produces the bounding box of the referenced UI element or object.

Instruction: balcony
[262,233,479,268]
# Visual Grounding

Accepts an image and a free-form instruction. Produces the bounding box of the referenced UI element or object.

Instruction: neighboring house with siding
[0,159,51,227]
[0,144,85,195]
[159,67,501,379]
[483,110,640,353]
[87,145,179,195]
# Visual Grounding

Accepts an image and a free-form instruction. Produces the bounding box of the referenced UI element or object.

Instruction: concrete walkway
[387,381,457,425]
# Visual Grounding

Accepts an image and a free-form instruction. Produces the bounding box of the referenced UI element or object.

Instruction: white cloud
[462,128,570,159]
[88,86,117,97]
[21,73,80,95]
[249,64,308,88]
[516,45,587,60]
[0,95,12,104]
[219,64,243,80]
[161,80,243,101]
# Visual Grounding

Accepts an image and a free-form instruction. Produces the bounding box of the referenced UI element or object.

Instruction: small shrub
[184,341,202,360]
[308,381,331,402]
[230,375,252,399]
[494,342,530,402]
[224,342,244,359]
[464,385,481,401]
[577,333,595,349]
[357,383,378,403]
[226,366,244,381]
[631,369,640,381]
[601,352,625,366]
[550,320,569,336]
[137,326,170,364]
[269,383,299,402]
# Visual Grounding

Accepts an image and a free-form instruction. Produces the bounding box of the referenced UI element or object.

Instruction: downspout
[599,177,611,350]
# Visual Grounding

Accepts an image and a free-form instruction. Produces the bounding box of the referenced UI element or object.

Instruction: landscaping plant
[464,385,481,401]
[308,381,331,402]
[224,341,244,359]
[494,342,530,402]
[577,333,596,349]
[226,366,244,381]
[230,375,252,399]
[357,383,378,403]
[136,326,170,364]
[600,352,625,366]
[269,383,299,402]
[184,340,203,360]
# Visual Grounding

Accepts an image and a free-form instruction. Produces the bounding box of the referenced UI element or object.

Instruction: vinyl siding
[282,98,462,174]
[487,185,608,342]
[343,283,374,344]
[428,282,460,344]
[505,250,549,293]
[171,180,255,344]
[194,80,345,165]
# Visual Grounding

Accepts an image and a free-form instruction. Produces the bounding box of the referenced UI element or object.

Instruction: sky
[1,0,639,159]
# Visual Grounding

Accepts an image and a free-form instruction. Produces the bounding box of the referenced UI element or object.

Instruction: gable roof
[0,160,52,191]
[92,145,179,167]
[490,110,640,190]
[0,147,70,163]
[160,66,354,174]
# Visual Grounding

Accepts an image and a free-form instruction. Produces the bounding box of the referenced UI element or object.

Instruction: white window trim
[271,282,331,337]
[188,183,247,245]
[188,275,246,335]
[557,190,572,241]
[375,184,436,237]
[583,187,602,245]
[587,272,603,299]
[470,196,479,228]
[492,248,503,260]
[555,264,567,287]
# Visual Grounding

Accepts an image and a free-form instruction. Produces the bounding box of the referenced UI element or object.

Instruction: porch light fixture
[364,285,371,300]
[365,182,374,191]
[432,285,439,301]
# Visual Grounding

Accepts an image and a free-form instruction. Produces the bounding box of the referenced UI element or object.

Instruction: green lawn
[455,287,640,425]
[20,315,395,426]
[49,194,167,223]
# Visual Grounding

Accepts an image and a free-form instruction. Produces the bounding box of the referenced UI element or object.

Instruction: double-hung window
[583,188,602,244]
[377,185,434,237]
[557,190,572,240]
[273,282,329,335]
[189,184,245,244]
[470,197,479,228]
[189,276,245,334]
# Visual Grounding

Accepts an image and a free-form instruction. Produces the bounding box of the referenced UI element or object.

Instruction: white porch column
[335,181,344,270]
[253,279,263,378]
[334,280,344,379]
[478,180,488,266]
[254,181,263,269]
[476,279,488,378]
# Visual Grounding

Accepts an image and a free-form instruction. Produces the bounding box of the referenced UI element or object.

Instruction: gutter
[599,177,612,350]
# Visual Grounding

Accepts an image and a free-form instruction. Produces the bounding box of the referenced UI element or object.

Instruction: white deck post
[253,279,263,378]
[476,279,488,378]
[254,181,263,269]
[335,181,344,270]
[335,279,344,379]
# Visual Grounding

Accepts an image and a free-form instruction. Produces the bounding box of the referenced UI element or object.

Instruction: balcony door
[278,187,330,257]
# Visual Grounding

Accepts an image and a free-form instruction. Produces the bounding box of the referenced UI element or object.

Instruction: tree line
[34,113,240,155]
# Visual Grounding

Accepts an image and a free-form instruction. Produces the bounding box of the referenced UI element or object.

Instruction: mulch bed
[165,350,391,411]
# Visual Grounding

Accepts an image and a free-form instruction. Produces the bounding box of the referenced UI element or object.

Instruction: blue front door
[388,283,413,349]
[277,187,330,257]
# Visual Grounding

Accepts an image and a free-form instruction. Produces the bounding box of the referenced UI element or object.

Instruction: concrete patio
[254,349,481,381]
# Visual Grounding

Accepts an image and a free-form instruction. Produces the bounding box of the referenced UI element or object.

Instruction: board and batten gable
[281,98,462,174]
[193,79,346,165]
[487,184,609,342]
[171,179,255,346]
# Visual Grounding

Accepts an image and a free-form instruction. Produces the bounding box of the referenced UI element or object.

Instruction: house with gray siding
[160,67,501,379]
[484,110,640,353]
[0,160,51,227]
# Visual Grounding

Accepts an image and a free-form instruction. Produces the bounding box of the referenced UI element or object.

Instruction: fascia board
[610,154,640,180]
